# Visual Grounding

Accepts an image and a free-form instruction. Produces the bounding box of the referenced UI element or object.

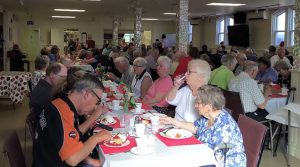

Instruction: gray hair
[35,55,50,70]
[243,60,258,72]
[274,60,289,71]
[157,56,172,72]
[114,56,129,65]
[197,85,225,111]
[133,49,143,58]
[133,57,147,68]
[236,53,247,61]
[71,74,104,93]
[188,59,211,84]
[221,54,237,67]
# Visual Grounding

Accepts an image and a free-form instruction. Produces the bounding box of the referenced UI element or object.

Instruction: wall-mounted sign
[27,21,34,25]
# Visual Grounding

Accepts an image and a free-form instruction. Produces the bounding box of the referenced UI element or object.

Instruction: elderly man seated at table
[131,57,153,99]
[166,59,211,122]
[33,75,111,167]
[234,53,247,76]
[142,56,173,114]
[30,63,68,124]
[106,56,134,87]
[255,56,278,83]
[229,61,272,121]
[209,54,237,90]
[161,85,246,167]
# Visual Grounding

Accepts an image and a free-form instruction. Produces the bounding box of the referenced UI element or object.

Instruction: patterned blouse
[194,110,246,167]
[31,71,46,90]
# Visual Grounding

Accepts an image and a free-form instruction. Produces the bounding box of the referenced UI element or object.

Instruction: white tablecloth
[100,110,217,167]
[266,103,300,128]
[100,131,217,167]
[265,97,287,114]
[72,64,94,72]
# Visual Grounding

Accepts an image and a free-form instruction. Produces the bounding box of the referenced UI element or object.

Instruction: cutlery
[148,110,155,116]
[160,126,174,134]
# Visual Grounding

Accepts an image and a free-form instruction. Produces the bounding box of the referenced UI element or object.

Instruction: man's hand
[94,129,111,142]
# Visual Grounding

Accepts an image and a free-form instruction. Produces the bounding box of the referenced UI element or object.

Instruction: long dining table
[96,99,218,167]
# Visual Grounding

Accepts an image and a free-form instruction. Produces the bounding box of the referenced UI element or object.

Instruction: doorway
[21,28,40,70]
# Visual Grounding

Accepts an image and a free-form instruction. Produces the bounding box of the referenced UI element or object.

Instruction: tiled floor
[0,96,299,167]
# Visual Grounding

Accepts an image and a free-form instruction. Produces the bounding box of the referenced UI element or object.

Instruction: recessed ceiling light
[206,3,246,7]
[52,16,76,18]
[163,13,176,15]
[142,18,159,21]
[54,9,85,12]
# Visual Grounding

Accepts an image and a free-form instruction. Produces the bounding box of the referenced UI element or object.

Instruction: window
[124,33,134,43]
[216,16,234,45]
[272,8,295,46]
[188,22,193,43]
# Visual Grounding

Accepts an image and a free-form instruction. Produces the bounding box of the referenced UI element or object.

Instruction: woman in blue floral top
[160,85,246,167]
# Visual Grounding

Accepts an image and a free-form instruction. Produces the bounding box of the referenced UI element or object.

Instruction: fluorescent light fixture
[54,9,85,12]
[142,18,158,21]
[82,0,101,1]
[206,3,246,6]
[52,16,76,19]
[163,13,176,15]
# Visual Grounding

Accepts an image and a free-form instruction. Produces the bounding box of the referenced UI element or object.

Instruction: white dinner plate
[130,147,154,155]
[108,105,123,110]
[103,134,130,147]
[159,128,193,139]
[130,109,145,114]
[97,115,116,125]
[140,112,166,120]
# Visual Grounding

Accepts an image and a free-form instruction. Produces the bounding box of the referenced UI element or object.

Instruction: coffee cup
[136,137,148,153]
[150,116,159,133]
[281,87,288,95]
[135,123,145,137]
[135,103,142,113]
[112,100,120,111]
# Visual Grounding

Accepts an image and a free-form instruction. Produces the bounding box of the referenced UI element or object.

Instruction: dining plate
[130,147,154,155]
[130,109,145,114]
[103,134,130,147]
[97,115,117,125]
[140,112,166,120]
[159,128,193,139]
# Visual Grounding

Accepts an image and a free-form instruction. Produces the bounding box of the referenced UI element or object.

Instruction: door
[21,28,40,63]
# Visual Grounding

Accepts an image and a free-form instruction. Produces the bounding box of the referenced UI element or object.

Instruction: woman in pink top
[142,56,173,114]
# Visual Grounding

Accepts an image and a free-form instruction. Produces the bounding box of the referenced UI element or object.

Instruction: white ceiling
[0,0,295,20]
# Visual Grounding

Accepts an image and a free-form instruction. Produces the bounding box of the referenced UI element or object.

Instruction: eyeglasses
[133,64,143,67]
[91,90,102,105]
[186,70,198,75]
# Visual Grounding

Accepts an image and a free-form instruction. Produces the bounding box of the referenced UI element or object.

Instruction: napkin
[99,137,136,154]
[156,133,201,147]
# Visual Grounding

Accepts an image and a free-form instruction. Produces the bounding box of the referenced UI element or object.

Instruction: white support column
[176,0,189,53]
[134,7,142,47]
[112,16,120,47]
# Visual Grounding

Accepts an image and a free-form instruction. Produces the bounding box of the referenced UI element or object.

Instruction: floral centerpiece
[95,63,106,79]
[117,83,136,112]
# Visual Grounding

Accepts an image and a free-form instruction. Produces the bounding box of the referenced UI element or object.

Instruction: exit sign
[27,21,34,25]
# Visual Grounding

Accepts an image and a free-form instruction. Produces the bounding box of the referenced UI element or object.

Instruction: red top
[173,56,193,78]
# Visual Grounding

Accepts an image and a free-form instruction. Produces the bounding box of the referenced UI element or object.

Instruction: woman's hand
[106,72,117,81]
[159,116,174,125]
[174,74,186,88]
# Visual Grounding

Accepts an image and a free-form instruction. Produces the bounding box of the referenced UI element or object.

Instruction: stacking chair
[3,130,27,167]
[24,111,36,155]
[238,114,267,167]
[222,89,245,122]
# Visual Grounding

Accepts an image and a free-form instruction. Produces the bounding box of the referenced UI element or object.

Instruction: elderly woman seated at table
[274,60,291,88]
[161,85,246,167]
[131,57,153,99]
[142,56,173,114]
[167,59,211,122]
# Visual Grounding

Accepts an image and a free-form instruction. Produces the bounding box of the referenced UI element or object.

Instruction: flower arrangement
[117,83,136,112]
[95,63,106,79]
